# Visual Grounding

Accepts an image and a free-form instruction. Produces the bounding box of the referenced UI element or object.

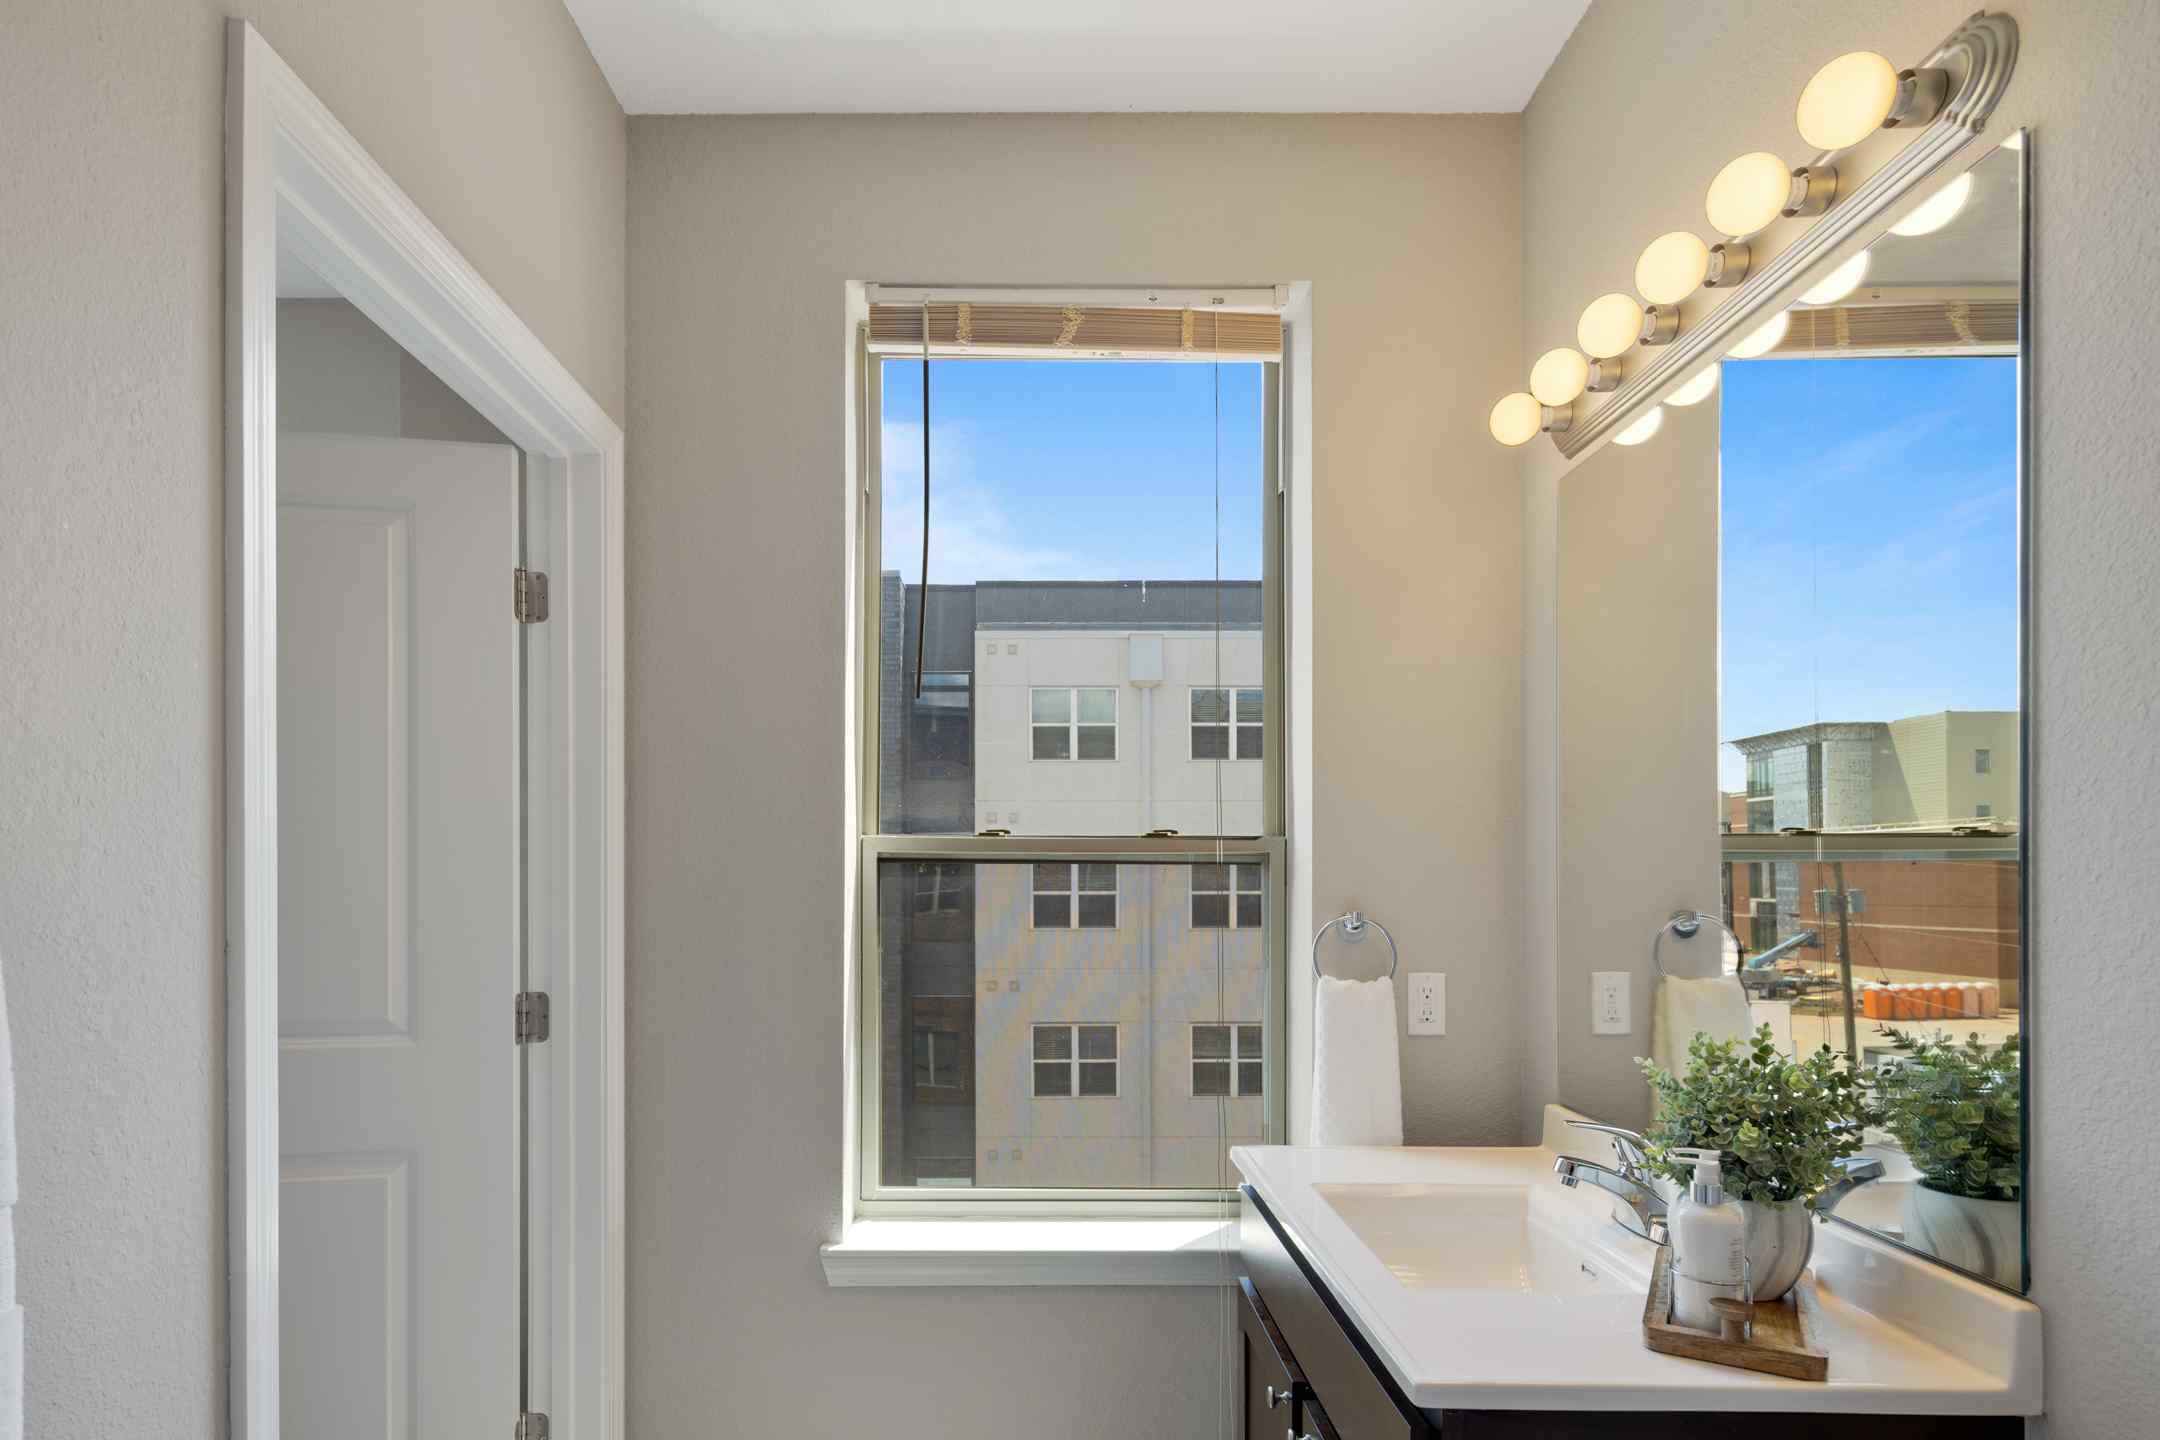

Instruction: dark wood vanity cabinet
[1238,1186,2021,1440]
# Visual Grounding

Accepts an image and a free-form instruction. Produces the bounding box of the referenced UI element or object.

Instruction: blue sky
[880,359,1266,585]
[1719,355,2019,789]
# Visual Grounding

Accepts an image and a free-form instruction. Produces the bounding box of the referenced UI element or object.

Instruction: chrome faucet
[1817,1154,1888,1212]
[1553,1152,1670,1247]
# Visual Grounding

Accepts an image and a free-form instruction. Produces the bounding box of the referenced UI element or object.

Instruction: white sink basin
[1313,1182,1612,1295]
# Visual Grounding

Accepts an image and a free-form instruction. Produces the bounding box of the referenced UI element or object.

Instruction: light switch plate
[1592,971,1631,1035]
[1407,972,1445,1036]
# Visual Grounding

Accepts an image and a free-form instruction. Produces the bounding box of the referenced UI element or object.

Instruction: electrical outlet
[1407,972,1445,1036]
[1592,971,1631,1035]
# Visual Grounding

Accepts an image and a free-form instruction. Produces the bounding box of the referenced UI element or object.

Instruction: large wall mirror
[1558,134,2029,1293]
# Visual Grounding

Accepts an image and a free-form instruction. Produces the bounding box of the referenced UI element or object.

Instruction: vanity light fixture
[1705,152,1792,238]
[1727,310,1791,360]
[1612,406,1664,447]
[1585,360,1623,393]
[1488,392,1545,447]
[1530,347,1591,407]
[1889,171,1973,237]
[1578,292,1645,360]
[1799,250,1871,306]
[1704,243,1750,288]
[1665,364,1720,407]
[1638,305,1682,347]
[1796,50,1949,151]
[1636,231,1712,306]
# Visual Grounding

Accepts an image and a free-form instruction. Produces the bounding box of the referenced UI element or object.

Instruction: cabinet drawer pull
[1266,1384,1291,1409]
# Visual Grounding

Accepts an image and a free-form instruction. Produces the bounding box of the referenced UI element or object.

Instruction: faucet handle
[1566,1120,1650,1169]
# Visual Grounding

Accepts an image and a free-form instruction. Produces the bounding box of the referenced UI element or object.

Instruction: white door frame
[223,20,625,1440]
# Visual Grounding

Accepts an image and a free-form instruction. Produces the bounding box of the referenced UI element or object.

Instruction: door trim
[224,22,626,1440]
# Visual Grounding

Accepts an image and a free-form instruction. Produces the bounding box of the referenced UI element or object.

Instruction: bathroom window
[1192,1023,1264,1097]
[1033,1023,1118,1097]
[1031,687,1117,761]
[1191,862,1263,929]
[1191,687,1263,760]
[1032,862,1117,929]
[859,327,1286,1206]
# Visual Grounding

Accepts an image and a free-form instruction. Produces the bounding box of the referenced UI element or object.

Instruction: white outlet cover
[1591,970,1631,1036]
[1408,972,1446,1036]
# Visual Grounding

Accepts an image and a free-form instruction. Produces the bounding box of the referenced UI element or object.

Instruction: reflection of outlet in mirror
[1592,971,1630,1035]
[1408,973,1445,1036]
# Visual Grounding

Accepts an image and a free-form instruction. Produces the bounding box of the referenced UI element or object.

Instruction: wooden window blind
[1769,300,2018,356]
[869,302,1281,358]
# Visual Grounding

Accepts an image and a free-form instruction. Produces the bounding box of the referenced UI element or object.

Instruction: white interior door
[277,432,521,1440]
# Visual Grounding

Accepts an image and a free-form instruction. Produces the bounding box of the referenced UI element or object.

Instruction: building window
[1976,802,1993,818]
[1975,748,1992,774]
[1032,862,1117,929]
[1033,1023,1118,1097]
[1031,686,1117,761]
[1191,863,1263,929]
[1192,687,1263,760]
[912,862,969,915]
[914,1028,964,1091]
[1192,1023,1264,1097]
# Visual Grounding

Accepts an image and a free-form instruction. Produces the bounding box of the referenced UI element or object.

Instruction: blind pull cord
[913,299,930,699]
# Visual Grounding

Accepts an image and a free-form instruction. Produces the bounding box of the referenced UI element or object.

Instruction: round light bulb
[1796,51,1901,151]
[1636,231,1712,306]
[1889,171,1973,237]
[1666,364,1720,408]
[1489,392,1543,447]
[1705,152,1793,239]
[1799,250,1870,306]
[1613,406,1665,448]
[1529,348,1590,407]
[1727,310,1791,360]
[1577,292,1645,360]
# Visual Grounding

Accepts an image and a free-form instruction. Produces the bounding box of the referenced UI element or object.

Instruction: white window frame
[1030,685,1119,762]
[1032,1022,1120,1098]
[1189,685,1264,761]
[1191,862,1264,930]
[854,339,1288,1216]
[1029,861,1119,930]
[1190,1022,1265,1098]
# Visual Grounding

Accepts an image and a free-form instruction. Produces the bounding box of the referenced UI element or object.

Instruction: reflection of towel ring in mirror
[1312,911,1399,981]
[1651,909,1741,979]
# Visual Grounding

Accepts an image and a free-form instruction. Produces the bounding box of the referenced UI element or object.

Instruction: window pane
[1192,894,1229,929]
[1236,726,1263,760]
[1192,863,1229,892]
[1192,725,1229,760]
[1076,688,1117,724]
[875,860,1275,1189]
[1236,689,1264,722]
[1076,724,1116,760]
[1238,1061,1265,1096]
[1191,688,1229,722]
[1032,725,1070,761]
[1193,1061,1230,1097]
[1235,895,1263,929]
[1031,689,1071,723]
[1234,864,1261,894]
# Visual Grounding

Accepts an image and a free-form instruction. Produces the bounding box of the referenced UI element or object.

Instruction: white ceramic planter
[1901,1183,2021,1289]
[1736,1199,1815,1302]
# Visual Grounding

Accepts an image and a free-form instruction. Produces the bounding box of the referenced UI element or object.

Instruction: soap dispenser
[1667,1146,1746,1332]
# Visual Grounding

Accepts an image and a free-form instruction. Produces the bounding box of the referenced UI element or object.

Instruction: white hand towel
[1310,976,1403,1147]
[1650,973,1756,1077]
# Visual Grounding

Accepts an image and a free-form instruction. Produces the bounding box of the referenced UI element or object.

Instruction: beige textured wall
[0,3,623,1433]
[1519,3,2160,1434]
[627,112,1523,1437]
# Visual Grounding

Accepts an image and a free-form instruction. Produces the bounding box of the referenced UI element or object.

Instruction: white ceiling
[564,0,1590,115]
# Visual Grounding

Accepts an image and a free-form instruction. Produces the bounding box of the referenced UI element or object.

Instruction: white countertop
[1231,1107,2041,1416]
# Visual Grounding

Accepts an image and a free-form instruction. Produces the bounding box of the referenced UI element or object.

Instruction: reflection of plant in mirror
[1872,1029,2022,1201]
[1639,1026,1878,1206]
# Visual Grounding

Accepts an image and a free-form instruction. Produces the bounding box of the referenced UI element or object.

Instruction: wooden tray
[1642,1247,1829,1382]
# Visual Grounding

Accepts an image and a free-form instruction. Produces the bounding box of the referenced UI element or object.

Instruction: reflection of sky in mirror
[880,360,1266,585]
[1718,355,2019,791]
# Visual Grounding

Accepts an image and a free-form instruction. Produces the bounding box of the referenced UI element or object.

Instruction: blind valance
[869,302,1281,358]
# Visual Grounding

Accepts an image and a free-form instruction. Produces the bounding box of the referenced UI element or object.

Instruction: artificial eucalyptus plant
[1639,1025,1878,1207]
[1871,1028,2022,1201]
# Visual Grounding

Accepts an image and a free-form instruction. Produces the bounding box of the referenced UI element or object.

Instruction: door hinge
[513,567,550,624]
[514,1411,549,1440]
[514,991,550,1044]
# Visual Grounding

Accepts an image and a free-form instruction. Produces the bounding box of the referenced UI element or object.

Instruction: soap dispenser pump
[1667,1146,1746,1332]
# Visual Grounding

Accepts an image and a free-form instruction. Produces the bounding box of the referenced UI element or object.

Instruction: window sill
[818,1217,1239,1288]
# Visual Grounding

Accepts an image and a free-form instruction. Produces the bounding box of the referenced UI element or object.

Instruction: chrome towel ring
[1651,908,1741,979]
[1312,910,1399,982]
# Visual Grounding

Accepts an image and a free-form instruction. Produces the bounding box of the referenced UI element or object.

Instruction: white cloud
[880,419,1081,583]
